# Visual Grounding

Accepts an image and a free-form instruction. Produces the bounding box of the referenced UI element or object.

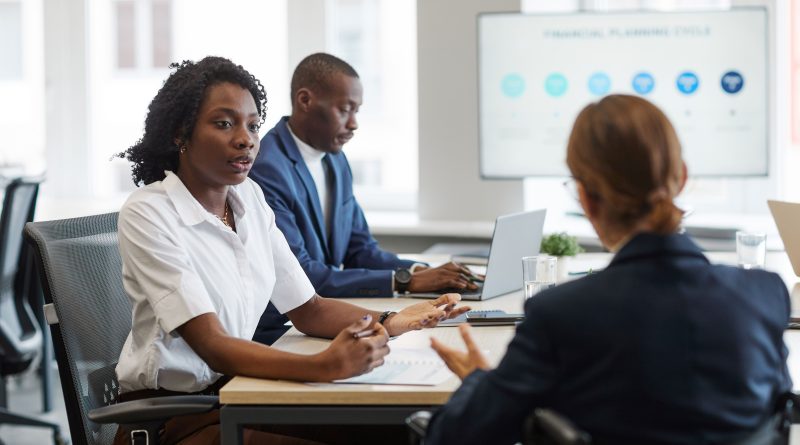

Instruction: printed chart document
[335,347,453,385]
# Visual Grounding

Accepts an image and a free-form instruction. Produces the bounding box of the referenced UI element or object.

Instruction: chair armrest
[785,392,800,423]
[527,408,591,445]
[88,395,219,425]
[406,410,432,443]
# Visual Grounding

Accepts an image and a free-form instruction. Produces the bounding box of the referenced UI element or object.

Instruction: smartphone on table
[466,312,525,326]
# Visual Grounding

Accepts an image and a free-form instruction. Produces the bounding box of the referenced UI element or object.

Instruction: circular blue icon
[676,71,699,95]
[544,73,568,97]
[632,72,655,95]
[721,71,744,94]
[588,72,611,96]
[501,74,525,98]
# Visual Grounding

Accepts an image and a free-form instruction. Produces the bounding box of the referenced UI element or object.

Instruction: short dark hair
[290,53,359,100]
[118,56,268,186]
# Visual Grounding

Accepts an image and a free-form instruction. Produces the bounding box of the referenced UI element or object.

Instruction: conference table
[219,251,800,444]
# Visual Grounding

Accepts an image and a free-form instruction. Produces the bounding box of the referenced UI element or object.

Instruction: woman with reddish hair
[428,95,791,445]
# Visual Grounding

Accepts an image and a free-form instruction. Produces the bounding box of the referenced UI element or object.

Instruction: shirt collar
[287,123,327,164]
[162,171,247,227]
[608,231,708,268]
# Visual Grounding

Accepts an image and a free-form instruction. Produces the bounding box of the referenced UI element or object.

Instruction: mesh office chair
[25,212,217,445]
[0,177,65,444]
[407,396,800,445]
[405,409,590,445]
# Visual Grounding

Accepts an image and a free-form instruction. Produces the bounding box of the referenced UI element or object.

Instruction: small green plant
[540,232,584,257]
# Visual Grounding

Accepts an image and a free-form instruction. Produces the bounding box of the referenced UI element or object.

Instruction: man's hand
[408,261,483,292]
[383,293,471,336]
[430,324,491,380]
[317,315,390,381]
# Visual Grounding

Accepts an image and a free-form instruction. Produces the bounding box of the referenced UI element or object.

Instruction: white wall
[417,0,525,221]
[43,0,90,197]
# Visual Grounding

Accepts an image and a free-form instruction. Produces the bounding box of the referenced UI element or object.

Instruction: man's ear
[295,88,314,112]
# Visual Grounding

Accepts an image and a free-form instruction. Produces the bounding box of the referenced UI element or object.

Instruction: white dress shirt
[115,171,315,393]
[288,124,332,238]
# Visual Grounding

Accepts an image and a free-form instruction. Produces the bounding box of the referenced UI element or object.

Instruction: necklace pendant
[216,201,231,228]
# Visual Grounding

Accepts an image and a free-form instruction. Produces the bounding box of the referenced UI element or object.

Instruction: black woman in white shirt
[114,56,468,445]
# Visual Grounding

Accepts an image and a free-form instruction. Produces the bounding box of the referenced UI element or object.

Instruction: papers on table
[334,347,453,386]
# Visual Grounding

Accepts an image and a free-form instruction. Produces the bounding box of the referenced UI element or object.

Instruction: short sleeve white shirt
[115,171,315,393]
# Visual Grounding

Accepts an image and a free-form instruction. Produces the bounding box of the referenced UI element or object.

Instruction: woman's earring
[179,144,187,154]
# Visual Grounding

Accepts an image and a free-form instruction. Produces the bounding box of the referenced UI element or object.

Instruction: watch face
[396,268,412,284]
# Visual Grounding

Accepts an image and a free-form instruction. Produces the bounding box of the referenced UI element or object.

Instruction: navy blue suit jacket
[426,233,791,445]
[249,116,414,299]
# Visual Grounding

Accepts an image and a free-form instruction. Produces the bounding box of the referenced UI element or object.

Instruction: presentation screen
[478,9,768,178]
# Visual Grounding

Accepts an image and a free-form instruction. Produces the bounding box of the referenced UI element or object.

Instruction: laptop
[407,209,547,301]
[767,200,800,327]
[768,200,800,277]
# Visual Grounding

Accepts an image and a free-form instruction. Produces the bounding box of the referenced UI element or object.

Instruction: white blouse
[115,171,315,393]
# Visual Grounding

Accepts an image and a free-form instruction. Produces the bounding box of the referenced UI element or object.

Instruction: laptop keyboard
[438,282,483,296]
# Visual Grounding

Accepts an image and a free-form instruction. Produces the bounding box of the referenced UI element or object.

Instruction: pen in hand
[352,329,376,339]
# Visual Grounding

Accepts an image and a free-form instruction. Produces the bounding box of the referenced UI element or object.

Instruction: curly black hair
[118,56,268,185]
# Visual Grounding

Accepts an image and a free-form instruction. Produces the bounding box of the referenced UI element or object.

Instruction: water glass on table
[736,231,766,269]
[522,255,557,300]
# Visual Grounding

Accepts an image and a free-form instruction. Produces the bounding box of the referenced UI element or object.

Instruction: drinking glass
[736,231,766,269]
[522,255,557,300]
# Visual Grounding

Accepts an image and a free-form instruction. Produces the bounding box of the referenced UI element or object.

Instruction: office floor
[0,364,70,445]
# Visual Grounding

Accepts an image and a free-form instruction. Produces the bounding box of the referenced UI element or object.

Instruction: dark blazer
[426,232,791,445]
[249,116,415,299]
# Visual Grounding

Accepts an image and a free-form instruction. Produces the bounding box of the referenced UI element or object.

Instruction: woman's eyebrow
[207,107,259,118]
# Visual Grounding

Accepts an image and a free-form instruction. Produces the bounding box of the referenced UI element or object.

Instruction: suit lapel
[277,119,329,254]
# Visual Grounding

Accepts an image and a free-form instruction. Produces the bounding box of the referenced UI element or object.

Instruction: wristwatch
[378,310,397,325]
[394,268,412,294]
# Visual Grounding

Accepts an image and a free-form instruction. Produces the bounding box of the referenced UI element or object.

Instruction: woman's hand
[430,324,491,380]
[316,314,390,381]
[383,293,471,336]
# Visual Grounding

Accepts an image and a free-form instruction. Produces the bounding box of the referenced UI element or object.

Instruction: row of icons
[501,70,744,98]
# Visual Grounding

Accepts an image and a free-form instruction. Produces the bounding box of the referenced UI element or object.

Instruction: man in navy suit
[249,53,475,343]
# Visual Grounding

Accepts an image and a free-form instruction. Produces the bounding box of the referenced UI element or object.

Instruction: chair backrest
[524,406,792,445]
[25,212,130,445]
[0,177,43,374]
[526,409,592,445]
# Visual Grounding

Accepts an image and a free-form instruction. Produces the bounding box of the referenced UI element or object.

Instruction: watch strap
[378,310,397,325]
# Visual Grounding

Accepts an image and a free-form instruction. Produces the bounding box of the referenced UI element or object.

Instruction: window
[0,0,44,171]
[0,2,23,80]
[114,0,172,71]
[86,0,291,199]
[326,0,418,210]
[793,0,800,145]
[151,0,171,67]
